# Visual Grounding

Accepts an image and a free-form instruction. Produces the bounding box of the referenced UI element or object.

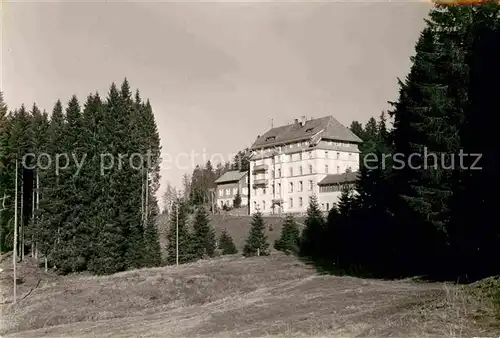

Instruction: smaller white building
[214,171,249,208]
[317,171,358,212]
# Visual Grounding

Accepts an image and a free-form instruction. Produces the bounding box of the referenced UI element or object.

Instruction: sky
[1,0,432,206]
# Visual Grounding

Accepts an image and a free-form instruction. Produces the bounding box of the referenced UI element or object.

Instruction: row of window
[269,164,344,178]
[255,150,353,164]
[253,196,305,211]
[218,187,248,197]
[259,140,351,153]
[254,179,315,196]
[253,200,336,211]
[319,183,355,193]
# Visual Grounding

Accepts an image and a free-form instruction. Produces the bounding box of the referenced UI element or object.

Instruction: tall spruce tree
[191,206,216,259]
[243,211,269,257]
[166,200,194,264]
[448,2,500,279]
[274,215,300,255]
[299,195,325,260]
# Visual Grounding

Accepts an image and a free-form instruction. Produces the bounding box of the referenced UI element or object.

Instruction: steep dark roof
[318,171,359,186]
[251,116,362,150]
[214,170,247,184]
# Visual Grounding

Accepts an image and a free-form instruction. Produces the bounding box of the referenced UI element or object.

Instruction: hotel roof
[250,115,362,150]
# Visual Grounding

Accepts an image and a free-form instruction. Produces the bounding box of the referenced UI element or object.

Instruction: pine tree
[233,191,242,208]
[349,121,364,140]
[338,184,355,218]
[89,84,128,274]
[243,211,269,257]
[37,100,66,268]
[299,195,325,260]
[274,215,300,255]
[0,92,12,252]
[166,200,194,264]
[191,206,216,259]
[447,2,500,279]
[218,228,237,255]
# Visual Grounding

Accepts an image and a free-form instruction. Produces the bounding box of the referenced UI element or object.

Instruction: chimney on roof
[294,118,299,124]
[299,116,306,126]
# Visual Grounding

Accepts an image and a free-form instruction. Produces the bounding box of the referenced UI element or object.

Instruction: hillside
[157,213,306,252]
[1,253,498,337]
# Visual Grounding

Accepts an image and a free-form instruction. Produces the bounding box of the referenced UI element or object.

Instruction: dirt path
[1,253,497,337]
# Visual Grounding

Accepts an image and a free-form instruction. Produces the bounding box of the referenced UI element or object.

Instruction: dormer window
[266,136,276,141]
[306,128,314,133]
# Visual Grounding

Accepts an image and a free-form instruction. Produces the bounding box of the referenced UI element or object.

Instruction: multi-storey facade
[214,170,249,208]
[249,115,362,215]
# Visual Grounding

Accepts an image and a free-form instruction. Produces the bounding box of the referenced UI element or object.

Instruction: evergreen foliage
[191,206,216,259]
[218,228,237,255]
[166,200,195,264]
[233,191,242,208]
[299,195,325,260]
[274,215,300,255]
[0,79,163,275]
[243,211,269,257]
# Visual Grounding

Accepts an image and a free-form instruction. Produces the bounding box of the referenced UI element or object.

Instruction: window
[233,188,237,195]
[266,136,275,141]
[289,198,293,208]
[309,164,313,174]
[308,151,313,159]
[309,180,313,191]
[337,165,340,174]
[289,167,293,177]
[219,189,223,197]
[322,203,325,210]
[326,203,330,211]
[325,165,329,173]
[262,201,266,210]
[278,169,281,177]
[325,151,328,158]
[306,128,313,132]
[299,197,303,207]
[289,182,293,193]
[243,187,248,195]
[348,153,352,159]
[319,183,354,193]
[226,188,231,196]
[299,166,303,175]
[253,201,257,210]
[263,188,266,195]
[299,152,303,160]
[288,154,292,161]
[246,175,249,184]
[272,170,275,178]
[299,181,303,192]
[277,183,281,195]
[337,152,340,159]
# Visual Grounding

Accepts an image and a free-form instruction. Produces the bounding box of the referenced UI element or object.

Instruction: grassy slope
[157,213,306,252]
[1,253,499,338]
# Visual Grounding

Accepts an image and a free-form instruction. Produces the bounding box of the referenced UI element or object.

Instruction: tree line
[276,3,500,282]
[0,79,163,274]
[163,148,250,213]
[167,3,500,282]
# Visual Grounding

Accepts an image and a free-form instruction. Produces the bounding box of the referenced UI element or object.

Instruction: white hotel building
[248,115,362,215]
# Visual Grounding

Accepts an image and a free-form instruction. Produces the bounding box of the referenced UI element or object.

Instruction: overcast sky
[1,0,432,204]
